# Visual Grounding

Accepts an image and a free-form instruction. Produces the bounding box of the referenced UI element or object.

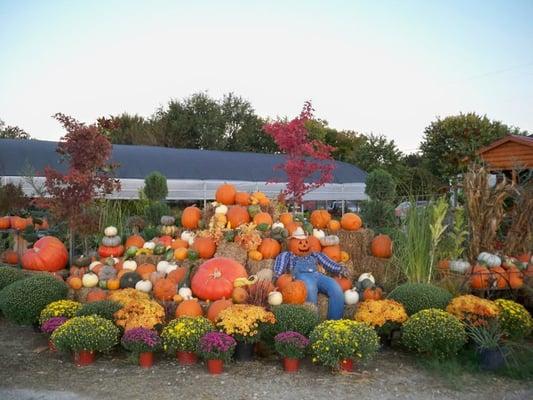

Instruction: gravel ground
[0,318,531,400]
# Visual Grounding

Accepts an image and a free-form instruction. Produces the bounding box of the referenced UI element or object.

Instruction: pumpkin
[258,238,281,259]
[216,183,237,205]
[507,266,524,289]
[171,239,189,250]
[358,273,375,284]
[470,265,490,289]
[285,221,301,235]
[310,210,331,229]
[181,206,202,229]
[82,272,99,288]
[282,280,307,304]
[491,266,509,289]
[334,276,352,292]
[98,265,116,280]
[152,278,175,300]
[279,213,293,226]
[98,245,124,258]
[137,263,156,280]
[371,235,393,258]
[363,287,382,301]
[10,216,29,231]
[174,247,188,261]
[319,235,339,247]
[0,216,10,229]
[104,226,118,237]
[156,261,171,274]
[268,291,283,306]
[477,252,502,268]
[322,245,341,262]
[86,289,107,303]
[176,299,203,317]
[232,287,249,304]
[344,288,360,305]
[305,236,321,253]
[449,260,470,274]
[248,250,263,261]
[156,235,173,247]
[67,276,82,290]
[107,278,120,290]
[340,213,362,231]
[102,235,122,247]
[134,279,152,293]
[215,204,228,215]
[253,212,273,227]
[226,206,250,228]
[124,234,144,249]
[207,298,233,322]
[2,250,18,265]
[328,220,341,232]
[21,236,68,272]
[288,238,311,256]
[120,271,142,289]
[143,241,156,250]
[148,271,165,285]
[340,251,350,263]
[192,237,217,259]
[191,257,248,301]
[167,267,188,285]
[276,273,294,291]
[122,260,137,271]
[235,192,251,206]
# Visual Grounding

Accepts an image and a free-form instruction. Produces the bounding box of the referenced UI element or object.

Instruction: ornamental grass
[446,295,499,326]
[161,317,214,353]
[51,315,119,353]
[216,304,276,343]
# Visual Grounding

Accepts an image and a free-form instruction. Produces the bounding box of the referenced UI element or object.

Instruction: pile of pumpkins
[469,252,531,290]
[0,215,49,231]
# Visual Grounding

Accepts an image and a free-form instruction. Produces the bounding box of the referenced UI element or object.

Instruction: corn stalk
[428,197,449,283]
[504,183,533,255]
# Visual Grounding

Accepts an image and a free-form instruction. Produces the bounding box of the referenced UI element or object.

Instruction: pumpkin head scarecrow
[273,227,347,319]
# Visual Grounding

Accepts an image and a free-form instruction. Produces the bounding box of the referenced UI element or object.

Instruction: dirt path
[0,318,530,400]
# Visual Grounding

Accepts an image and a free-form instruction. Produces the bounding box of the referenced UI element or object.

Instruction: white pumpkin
[157,260,170,273]
[181,231,196,246]
[143,241,156,250]
[268,291,283,306]
[82,272,99,288]
[449,259,471,274]
[313,229,325,240]
[104,226,118,237]
[135,280,152,293]
[89,261,102,271]
[165,263,178,274]
[358,272,375,284]
[344,288,360,305]
[122,260,138,271]
[178,287,193,300]
[272,222,284,230]
[215,204,228,215]
[477,252,501,268]
[112,257,120,265]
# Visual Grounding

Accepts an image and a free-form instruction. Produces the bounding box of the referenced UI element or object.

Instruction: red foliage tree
[263,102,336,205]
[38,114,121,242]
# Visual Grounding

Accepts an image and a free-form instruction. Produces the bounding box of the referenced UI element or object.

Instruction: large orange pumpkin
[207,299,233,322]
[371,234,393,258]
[171,239,189,249]
[322,245,341,262]
[310,210,332,229]
[276,273,293,291]
[253,212,273,227]
[98,245,125,258]
[308,236,322,252]
[176,299,203,317]
[191,257,248,301]
[181,206,202,229]
[216,183,237,205]
[279,213,293,226]
[235,192,251,206]
[136,263,156,280]
[167,267,188,285]
[226,206,250,228]
[21,236,68,272]
[0,216,10,229]
[341,213,362,231]
[125,235,145,249]
[282,280,307,304]
[153,278,177,301]
[2,250,19,265]
[334,276,352,291]
[192,237,217,259]
[327,220,341,232]
[258,238,281,259]
[10,216,29,231]
[470,265,490,289]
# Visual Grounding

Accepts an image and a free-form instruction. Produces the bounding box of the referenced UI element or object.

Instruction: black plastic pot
[479,348,505,371]
[234,341,255,361]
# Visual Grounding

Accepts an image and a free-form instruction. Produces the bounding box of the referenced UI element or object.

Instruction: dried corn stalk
[504,183,533,255]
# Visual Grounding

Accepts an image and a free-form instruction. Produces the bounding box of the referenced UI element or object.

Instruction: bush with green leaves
[365,168,397,202]
[143,172,168,202]
[0,274,68,325]
[145,202,171,227]
[261,304,319,346]
[51,315,119,353]
[360,200,396,232]
[388,283,452,316]
[75,300,122,320]
[0,266,28,290]
[495,299,533,340]
[402,309,467,358]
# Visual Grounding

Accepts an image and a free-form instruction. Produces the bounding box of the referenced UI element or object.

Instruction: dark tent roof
[0,139,367,183]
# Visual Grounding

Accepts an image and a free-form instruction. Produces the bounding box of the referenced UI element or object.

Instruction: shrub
[0,266,28,290]
[261,304,319,346]
[39,300,82,324]
[0,274,68,325]
[360,200,396,232]
[494,299,533,340]
[51,315,119,353]
[143,171,168,202]
[402,309,467,358]
[76,300,122,320]
[365,168,396,202]
[388,283,452,316]
[145,202,171,227]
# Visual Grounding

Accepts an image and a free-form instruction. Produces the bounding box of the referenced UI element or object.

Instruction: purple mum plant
[198,332,236,362]
[41,317,68,335]
[274,331,309,359]
[121,328,161,353]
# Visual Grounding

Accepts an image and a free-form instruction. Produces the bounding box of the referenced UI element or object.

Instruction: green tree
[420,113,527,184]
[364,168,397,202]
[143,172,168,202]
[100,114,157,146]
[350,134,404,174]
[360,169,397,232]
[0,119,31,139]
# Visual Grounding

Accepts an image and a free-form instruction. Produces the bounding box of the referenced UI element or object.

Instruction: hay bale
[316,294,357,321]
[336,229,374,268]
[135,254,164,266]
[214,242,248,265]
[353,256,401,293]
[246,259,274,275]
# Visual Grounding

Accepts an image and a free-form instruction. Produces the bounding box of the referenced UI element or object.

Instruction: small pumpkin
[122,260,138,271]
[276,273,294,291]
[174,247,188,261]
[102,235,122,247]
[181,206,202,229]
[358,273,375,284]
[178,287,193,300]
[119,271,142,289]
[491,266,509,289]
[322,245,341,262]
[268,291,283,306]
[310,210,331,229]
[281,280,307,304]
[171,239,189,249]
[86,288,107,303]
[207,298,233,322]
[82,272,99,288]
[256,268,273,282]
[327,220,341,232]
[340,213,362,231]
[279,213,293,226]
[232,287,249,304]
[98,245,124,258]
[104,226,118,237]
[192,237,217,259]
[340,251,350,262]
[319,235,340,247]
[449,260,470,274]
[0,216,10,229]
[371,234,393,258]
[135,279,153,293]
[344,288,360,305]
[362,287,382,301]
[216,183,237,205]
[253,212,273,227]
[161,215,176,226]
[153,278,176,300]
[167,267,188,285]
[470,265,490,289]
[248,250,263,261]
[507,266,524,289]
[227,206,250,228]
[10,216,29,231]
[2,250,18,265]
[258,238,281,259]
[67,276,82,290]
[136,263,156,280]
[235,192,251,206]
[477,252,502,268]
[107,278,120,290]
[125,234,145,249]
[176,299,203,317]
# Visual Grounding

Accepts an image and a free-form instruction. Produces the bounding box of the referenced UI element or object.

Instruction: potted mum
[216,304,276,361]
[198,332,237,374]
[40,316,68,352]
[310,320,379,372]
[274,331,309,372]
[161,317,214,365]
[121,328,161,368]
[51,315,119,366]
[354,299,408,346]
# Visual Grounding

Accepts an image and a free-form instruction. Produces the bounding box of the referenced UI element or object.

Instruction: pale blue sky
[1,0,532,152]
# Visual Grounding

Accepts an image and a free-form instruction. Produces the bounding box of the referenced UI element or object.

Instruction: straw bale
[246,259,274,276]
[317,294,358,321]
[214,242,248,265]
[336,229,374,268]
[353,256,402,293]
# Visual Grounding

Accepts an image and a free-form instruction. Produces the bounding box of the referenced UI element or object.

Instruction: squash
[0,216,10,229]
[181,231,196,246]
[98,245,124,258]
[119,271,142,289]
[82,272,99,288]
[154,278,176,300]
[477,252,501,268]
[281,280,307,304]
[216,183,237,205]
[104,226,118,237]
[175,299,203,317]
[192,237,217,259]
[160,215,175,226]
[344,288,360,305]
[340,213,362,231]
[134,279,152,293]
[279,213,293,226]
[312,229,325,240]
[171,239,189,249]
[102,235,122,247]
[258,238,281,259]
[215,204,228,215]
[248,250,263,261]
[181,206,202,229]
[310,210,331,229]
[9,216,29,231]
[319,235,339,247]
[122,260,138,271]
[268,291,283,306]
[21,236,68,272]
[340,251,350,263]
[227,206,250,228]
[449,260,470,274]
[191,257,248,301]
[507,266,524,289]
[470,265,490,289]
[358,273,375,284]
[143,241,156,250]
[178,287,193,300]
[207,298,233,322]
[2,250,18,265]
[371,235,393,258]
[167,267,188,285]
[362,287,382,301]
[232,287,248,304]
[157,260,171,273]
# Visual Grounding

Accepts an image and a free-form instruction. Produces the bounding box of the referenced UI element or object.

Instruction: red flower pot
[74,350,95,367]
[282,357,300,373]
[177,351,197,365]
[206,359,224,374]
[139,352,154,368]
[48,339,57,352]
[339,358,354,372]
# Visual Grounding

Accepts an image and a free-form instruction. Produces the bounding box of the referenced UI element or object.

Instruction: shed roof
[478,135,533,155]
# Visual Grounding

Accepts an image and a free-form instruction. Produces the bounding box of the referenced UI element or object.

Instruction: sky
[1,0,532,153]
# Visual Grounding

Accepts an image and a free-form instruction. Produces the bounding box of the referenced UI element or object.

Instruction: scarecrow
[273,227,347,319]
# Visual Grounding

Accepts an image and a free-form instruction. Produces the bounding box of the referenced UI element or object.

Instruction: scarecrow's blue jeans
[293,271,344,320]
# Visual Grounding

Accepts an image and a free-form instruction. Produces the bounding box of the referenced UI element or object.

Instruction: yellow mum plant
[446,295,499,326]
[216,304,275,343]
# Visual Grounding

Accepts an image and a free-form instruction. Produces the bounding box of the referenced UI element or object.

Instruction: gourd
[153,244,166,255]
[102,235,122,247]
[122,260,138,271]
[82,272,99,288]
[247,204,261,218]
[449,260,470,274]
[89,261,103,271]
[104,226,118,237]
[98,265,117,280]
[344,288,360,305]
[215,204,228,215]
[181,231,196,246]
[135,279,153,293]
[272,222,284,230]
[253,212,273,227]
[312,229,325,240]
[232,287,249,304]
[165,263,178,274]
[174,248,188,261]
[477,252,501,268]
[319,235,339,247]
[358,278,375,290]
[157,260,170,273]
[178,287,193,300]
[160,215,175,226]
[358,273,375,284]
[124,246,138,259]
[327,220,341,231]
[160,225,179,237]
[143,241,156,250]
[340,251,350,262]
[268,291,283,306]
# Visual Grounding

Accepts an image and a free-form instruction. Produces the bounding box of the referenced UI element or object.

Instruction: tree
[420,113,527,184]
[360,169,397,232]
[0,119,31,139]
[350,133,404,174]
[364,168,397,203]
[263,102,336,206]
[99,114,157,146]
